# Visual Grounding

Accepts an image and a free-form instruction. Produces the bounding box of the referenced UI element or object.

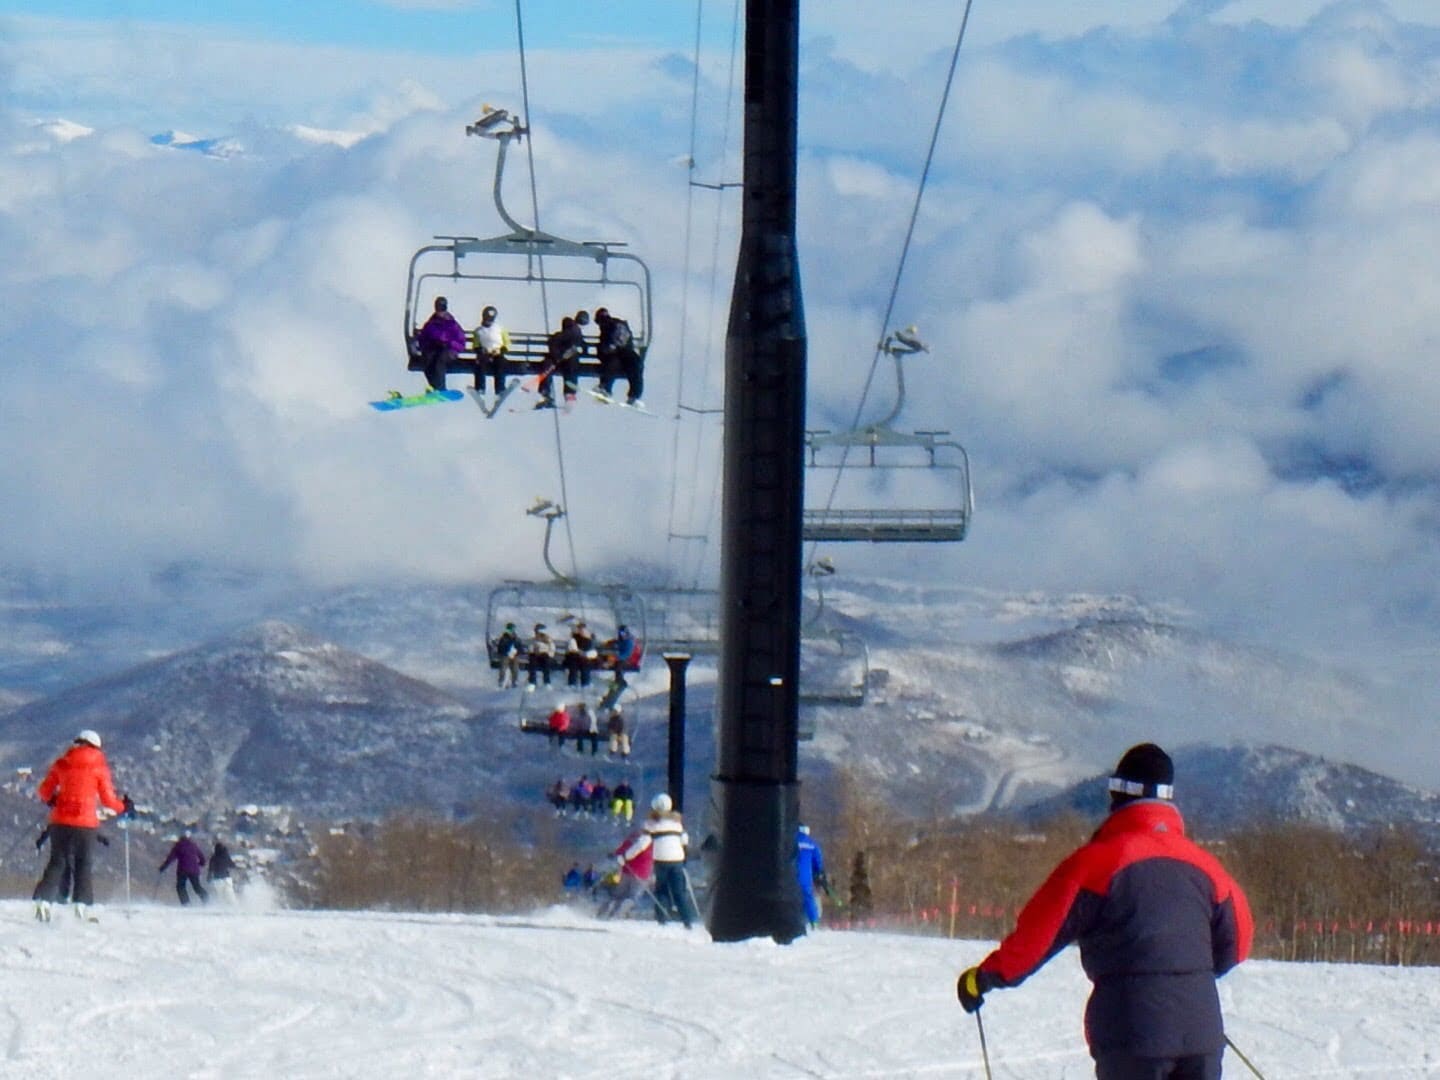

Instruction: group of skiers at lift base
[30,728,242,922]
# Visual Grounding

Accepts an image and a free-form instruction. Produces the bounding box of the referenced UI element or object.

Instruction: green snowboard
[369,388,465,412]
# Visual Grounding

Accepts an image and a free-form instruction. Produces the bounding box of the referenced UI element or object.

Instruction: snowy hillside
[0,899,1435,1079]
[0,575,1434,850]
[0,621,491,820]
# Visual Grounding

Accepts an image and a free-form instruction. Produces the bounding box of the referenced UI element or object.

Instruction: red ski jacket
[613,830,654,881]
[978,800,1253,1059]
[37,744,126,828]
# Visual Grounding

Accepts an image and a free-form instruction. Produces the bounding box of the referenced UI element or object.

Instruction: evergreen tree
[849,850,872,919]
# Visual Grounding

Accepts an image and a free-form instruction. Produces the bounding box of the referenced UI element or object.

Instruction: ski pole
[1226,1034,1267,1079]
[974,1011,993,1080]
[122,821,132,911]
[0,808,50,867]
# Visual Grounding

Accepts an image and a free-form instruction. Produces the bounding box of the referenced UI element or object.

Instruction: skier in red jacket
[33,729,130,922]
[956,743,1253,1080]
[598,826,654,919]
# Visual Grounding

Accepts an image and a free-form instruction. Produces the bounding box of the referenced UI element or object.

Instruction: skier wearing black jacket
[207,839,238,904]
[594,307,643,405]
[956,744,1254,1080]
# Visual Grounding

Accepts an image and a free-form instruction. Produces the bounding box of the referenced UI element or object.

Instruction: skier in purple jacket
[414,296,468,392]
[159,833,208,906]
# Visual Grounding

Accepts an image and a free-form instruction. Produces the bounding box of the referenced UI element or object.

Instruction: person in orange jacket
[33,729,130,922]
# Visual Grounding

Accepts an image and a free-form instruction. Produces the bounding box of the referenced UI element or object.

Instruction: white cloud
[1,1,1439,697]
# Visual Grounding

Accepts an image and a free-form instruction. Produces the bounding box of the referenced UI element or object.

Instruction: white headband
[1108,777,1174,800]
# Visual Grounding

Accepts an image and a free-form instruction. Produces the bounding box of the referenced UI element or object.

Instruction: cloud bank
[1,2,1438,697]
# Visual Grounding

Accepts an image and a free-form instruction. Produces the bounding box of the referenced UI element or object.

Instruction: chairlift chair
[797,629,870,709]
[483,499,648,677]
[403,106,654,400]
[804,326,974,542]
[639,586,722,657]
[797,557,868,710]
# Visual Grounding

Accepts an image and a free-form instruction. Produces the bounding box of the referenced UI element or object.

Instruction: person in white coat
[644,793,697,929]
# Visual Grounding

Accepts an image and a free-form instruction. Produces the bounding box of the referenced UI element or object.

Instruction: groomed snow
[1,898,1436,1078]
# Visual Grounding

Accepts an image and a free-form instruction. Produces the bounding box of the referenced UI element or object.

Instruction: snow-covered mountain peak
[27,117,94,143]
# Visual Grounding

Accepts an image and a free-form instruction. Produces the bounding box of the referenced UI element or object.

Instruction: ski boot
[34,900,51,922]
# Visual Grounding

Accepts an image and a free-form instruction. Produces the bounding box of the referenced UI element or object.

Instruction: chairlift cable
[806,0,976,560]
[514,0,582,584]
[689,0,744,590]
[664,0,708,582]
[688,0,745,589]
[665,0,745,590]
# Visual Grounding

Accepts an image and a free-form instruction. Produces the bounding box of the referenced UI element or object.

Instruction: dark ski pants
[565,656,591,687]
[176,872,208,905]
[599,348,642,401]
[34,825,97,905]
[652,862,696,929]
[622,350,643,402]
[420,345,456,391]
[1093,1050,1221,1080]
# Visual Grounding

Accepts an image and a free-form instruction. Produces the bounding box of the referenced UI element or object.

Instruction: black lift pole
[707,0,807,945]
[663,653,692,812]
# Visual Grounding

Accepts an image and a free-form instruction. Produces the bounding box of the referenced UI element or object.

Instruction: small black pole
[663,653,692,812]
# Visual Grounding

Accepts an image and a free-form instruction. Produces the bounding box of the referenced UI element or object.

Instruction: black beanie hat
[1108,743,1174,807]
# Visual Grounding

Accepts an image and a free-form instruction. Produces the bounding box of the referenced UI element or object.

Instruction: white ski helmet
[650,792,673,814]
[74,729,102,748]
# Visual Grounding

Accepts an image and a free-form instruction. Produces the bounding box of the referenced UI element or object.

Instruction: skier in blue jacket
[796,824,827,929]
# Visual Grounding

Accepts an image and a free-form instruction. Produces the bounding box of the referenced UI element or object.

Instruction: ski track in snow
[0,901,1435,1078]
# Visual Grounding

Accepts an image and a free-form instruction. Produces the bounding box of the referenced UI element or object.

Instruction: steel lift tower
[707,0,808,944]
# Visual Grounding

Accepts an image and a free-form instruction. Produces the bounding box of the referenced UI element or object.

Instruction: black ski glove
[956,966,997,1014]
[121,794,137,819]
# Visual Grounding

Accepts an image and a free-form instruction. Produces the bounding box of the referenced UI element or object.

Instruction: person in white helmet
[33,730,131,922]
[644,792,697,929]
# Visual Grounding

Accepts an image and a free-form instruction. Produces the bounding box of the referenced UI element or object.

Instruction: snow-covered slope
[0,901,1434,1078]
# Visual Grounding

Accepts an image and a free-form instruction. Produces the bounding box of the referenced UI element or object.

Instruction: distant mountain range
[1022,744,1440,849]
[22,117,368,160]
[0,577,1433,861]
